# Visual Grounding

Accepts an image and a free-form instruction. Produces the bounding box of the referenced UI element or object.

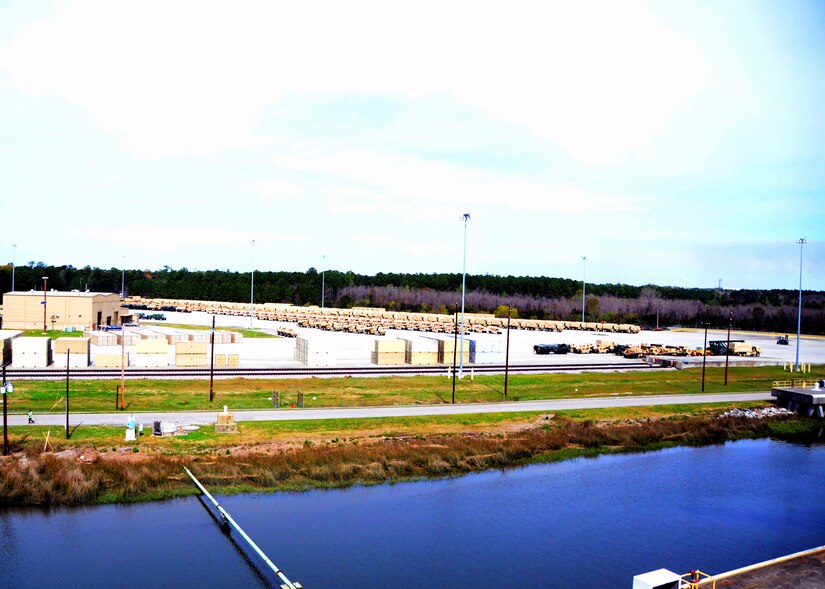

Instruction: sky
[0,0,823,291]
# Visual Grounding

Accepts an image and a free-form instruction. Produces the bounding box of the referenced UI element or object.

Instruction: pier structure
[771,380,825,417]
[634,545,825,588]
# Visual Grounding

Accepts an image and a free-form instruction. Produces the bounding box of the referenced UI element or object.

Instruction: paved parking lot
[129,311,825,369]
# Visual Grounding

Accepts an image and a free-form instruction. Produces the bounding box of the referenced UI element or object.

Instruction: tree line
[2,263,823,334]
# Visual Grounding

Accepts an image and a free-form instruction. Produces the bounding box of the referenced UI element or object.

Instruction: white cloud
[0,0,710,162]
[95,224,302,252]
[277,148,651,216]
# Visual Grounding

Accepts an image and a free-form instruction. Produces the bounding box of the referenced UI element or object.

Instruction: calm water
[2,438,824,588]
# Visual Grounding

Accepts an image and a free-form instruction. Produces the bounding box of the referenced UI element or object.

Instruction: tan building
[1,291,129,331]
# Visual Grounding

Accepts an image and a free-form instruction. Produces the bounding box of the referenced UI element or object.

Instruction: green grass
[3,365,816,415]
[4,400,774,454]
[142,322,277,338]
[23,330,85,339]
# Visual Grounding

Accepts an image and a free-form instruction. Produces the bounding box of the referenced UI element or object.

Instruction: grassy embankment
[1,364,821,505]
[1,403,819,505]
[3,365,813,415]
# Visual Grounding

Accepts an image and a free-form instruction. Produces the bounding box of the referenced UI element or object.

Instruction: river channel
[2,438,824,588]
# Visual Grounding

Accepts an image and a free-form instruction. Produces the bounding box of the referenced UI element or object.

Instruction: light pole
[321,254,326,309]
[581,256,587,322]
[504,306,511,400]
[11,244,16,292]
[459,213,470,378]
[796,237,807,371]
[121,256,125,300]
[42,276,48,332]
[2,363,13,455]
[209,315,215,402]
[249,239,255,329]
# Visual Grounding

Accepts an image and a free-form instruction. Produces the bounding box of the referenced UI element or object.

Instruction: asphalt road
[5,392,774,427]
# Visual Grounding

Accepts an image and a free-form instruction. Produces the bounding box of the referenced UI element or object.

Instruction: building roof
[5,290,118,298]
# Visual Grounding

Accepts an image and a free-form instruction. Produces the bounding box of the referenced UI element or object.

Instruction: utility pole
[120,325,126,410]
[451,306,458,404]
[724,309,732,385]
[581,256,587,322]
[701,311,709,392]
[65,350,71,439]
[504,306,511,400]
[2,362,12,456]
[11,244,16,292]
[209,315,215,402]
[42,276,48,332]
[321,254,326,309]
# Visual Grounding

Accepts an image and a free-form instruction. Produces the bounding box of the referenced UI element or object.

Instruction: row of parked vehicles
[534,339,762,358]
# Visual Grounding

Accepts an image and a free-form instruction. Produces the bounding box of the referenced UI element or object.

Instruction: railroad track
[5,362,661,380]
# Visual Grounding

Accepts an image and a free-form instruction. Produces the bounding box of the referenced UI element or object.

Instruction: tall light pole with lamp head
[581,256,587,322]
[459,213,470,378]
[321,254,326,309]
[796,237,807,371]
[249,239,255,329]
[11,244,16,292]
[121,256,125,300]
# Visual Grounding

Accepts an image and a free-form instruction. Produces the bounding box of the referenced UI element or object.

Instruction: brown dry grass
[1,413,803,506]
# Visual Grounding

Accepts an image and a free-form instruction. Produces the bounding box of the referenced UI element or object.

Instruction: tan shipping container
[175,354,208,367]
[406,351,439,365]
[95,353,127,368]
[371,351,406,365]
[176,341,208,355]
[136,339,169,354]
[54,337,90,355]
[374,338,406,353]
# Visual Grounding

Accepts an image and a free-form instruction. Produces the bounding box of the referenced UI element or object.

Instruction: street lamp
[121,256,125,300]
[2,363,13,455]
[581,256,587,322]
[11,244,16,292]
[321,254,326,309]
[459,213,470,378]
[249,239,255,329]
[796,237,807,371]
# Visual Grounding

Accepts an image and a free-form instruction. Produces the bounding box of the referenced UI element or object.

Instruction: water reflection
[1,438,824,589]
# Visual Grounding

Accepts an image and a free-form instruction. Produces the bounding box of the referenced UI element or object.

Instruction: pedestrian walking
[27,410,35,424]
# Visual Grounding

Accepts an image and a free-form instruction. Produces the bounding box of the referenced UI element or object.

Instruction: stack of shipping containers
[294,336,336,367]
[135,338,169,367]
[12,337,52,367]
[54,337,91,368]
[175,341,208,367]
[0,330,22,365]
[401,337,439,365]
[469,337,503,364]
[423,336,471,365]
[371,338,406,365]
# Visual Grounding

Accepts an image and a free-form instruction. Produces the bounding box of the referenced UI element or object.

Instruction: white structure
[632,568,682,589]
[294,337,336,367]
[12,337,52,368]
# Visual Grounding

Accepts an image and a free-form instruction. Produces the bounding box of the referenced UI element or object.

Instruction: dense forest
[2,263,823,334]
